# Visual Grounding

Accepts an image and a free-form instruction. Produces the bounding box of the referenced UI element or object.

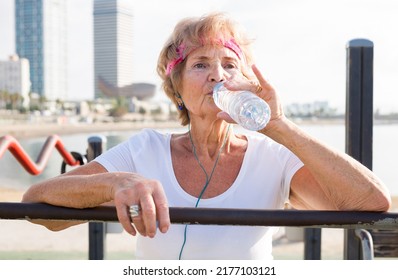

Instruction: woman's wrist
[259,116,297,144]
[100,172,123,203]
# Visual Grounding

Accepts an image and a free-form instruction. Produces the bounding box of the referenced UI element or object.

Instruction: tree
[0,90,10,109]
[39,95,47,112]
[9,93,22,111]
[109,96,128,117]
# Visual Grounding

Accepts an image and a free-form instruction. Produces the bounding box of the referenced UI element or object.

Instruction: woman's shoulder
[130,128,170,142]
[245,132,293,158]
[121,128,170,152]
[245,132,277,147]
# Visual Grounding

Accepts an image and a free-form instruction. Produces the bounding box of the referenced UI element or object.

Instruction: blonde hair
[157,12,254,126]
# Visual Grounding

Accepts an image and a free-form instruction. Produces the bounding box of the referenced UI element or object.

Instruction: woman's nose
[209,64,226,82]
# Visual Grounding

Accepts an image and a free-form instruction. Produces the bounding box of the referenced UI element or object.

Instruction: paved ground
[0,218,346,260]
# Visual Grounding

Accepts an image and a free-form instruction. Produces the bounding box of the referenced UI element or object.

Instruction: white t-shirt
[94,128,304,260]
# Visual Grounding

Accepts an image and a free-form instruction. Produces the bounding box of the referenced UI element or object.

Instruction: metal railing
[0,203,397,230]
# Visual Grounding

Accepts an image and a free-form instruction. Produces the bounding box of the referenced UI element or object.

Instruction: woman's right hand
[23,161,171,237]
[112,173,170,238]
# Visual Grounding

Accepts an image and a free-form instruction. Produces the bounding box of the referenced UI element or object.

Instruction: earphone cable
[178,124,231,259]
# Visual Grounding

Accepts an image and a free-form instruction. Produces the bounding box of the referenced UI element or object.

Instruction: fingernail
[160,225,169,233]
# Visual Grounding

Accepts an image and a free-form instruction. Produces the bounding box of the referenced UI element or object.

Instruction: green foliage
[109,96,129,117]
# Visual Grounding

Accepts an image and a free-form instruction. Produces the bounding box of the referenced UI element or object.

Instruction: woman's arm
[23,162,112,208]
[266,117,391,211]
[22,161,170,236]
[251,64,391,211]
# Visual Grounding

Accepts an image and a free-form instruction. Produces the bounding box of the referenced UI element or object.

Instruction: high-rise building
[93,0,134,99]
[15,0,67,101]
[0,55,31,108]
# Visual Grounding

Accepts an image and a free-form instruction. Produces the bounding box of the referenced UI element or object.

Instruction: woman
[22,13,391,260]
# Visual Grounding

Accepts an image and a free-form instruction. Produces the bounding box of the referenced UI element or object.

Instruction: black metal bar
[87,136,106,160]
[88,222,105,260]
[346,40,363,160]
[1,203,397,229]
[304,228,321,259]
[360,44,374,170]
[86,136,106,260]
[345,38,374,260]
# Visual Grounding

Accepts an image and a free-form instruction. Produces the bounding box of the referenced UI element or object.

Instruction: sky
[1,0,398,113]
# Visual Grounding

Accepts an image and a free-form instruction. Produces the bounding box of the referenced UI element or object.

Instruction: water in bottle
[213,82,271,131]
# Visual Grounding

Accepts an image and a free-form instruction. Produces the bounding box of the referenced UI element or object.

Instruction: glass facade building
[15,0,67,101]
[93,0,134,99]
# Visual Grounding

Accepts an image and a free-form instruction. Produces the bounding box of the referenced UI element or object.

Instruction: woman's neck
[188,120,232,159]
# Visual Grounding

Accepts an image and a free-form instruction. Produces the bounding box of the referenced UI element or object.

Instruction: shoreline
[2,118,398,140]
[0,119,345,139]
[0,120,182,139]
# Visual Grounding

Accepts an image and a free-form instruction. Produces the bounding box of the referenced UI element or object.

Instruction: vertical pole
[344,39,374,260]
[304,228,322,259]
[86,136,107,260]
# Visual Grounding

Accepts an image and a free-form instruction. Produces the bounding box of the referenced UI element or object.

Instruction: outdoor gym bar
[0,202,397,230]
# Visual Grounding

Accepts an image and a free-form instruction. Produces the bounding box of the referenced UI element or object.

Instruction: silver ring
[129,204,141,218]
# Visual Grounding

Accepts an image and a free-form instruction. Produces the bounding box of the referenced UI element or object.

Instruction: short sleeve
[93,129,153,172]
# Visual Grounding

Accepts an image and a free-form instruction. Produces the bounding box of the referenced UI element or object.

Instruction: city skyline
[1,0,398,113]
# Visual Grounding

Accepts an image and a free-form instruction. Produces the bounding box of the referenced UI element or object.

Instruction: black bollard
[344,38,374,260]
[86,136,107,260]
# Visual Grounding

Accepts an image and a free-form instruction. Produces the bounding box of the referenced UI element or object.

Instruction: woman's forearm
[22,173,115,209]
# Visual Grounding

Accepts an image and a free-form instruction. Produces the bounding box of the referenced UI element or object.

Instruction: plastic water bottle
[213,82,271,131]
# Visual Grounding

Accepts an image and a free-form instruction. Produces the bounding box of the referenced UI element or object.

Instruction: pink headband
[166,38,244,76]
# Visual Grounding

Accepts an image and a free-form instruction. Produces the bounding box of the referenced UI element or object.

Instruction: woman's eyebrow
[189,55,238,61]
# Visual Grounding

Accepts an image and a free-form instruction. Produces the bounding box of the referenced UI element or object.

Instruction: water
[1,124,397,196]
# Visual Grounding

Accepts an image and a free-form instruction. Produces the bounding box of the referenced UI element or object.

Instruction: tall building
[0,55,31,108]
[15,0,67,101]
[93,0,134,99]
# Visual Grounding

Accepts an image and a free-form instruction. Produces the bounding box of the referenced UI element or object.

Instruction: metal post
[304,228,321,259]
[355,229,374,260]
[86,136,107,260]
[344,39,374,259]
